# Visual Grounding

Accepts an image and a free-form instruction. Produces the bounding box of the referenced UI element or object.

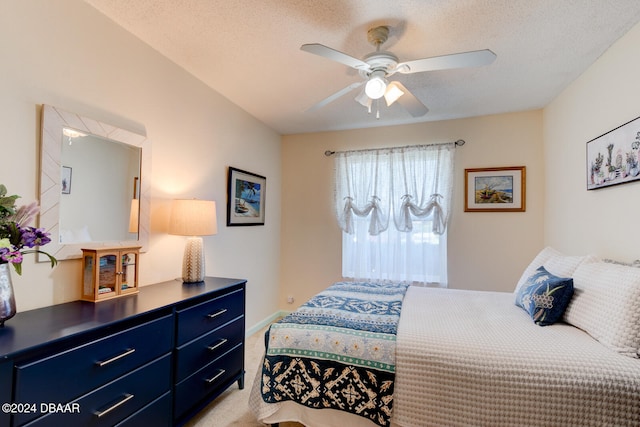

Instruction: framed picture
[464,166,526,212]
[61,166,72,195]
[586,115,640,190]
[227,167,266,226]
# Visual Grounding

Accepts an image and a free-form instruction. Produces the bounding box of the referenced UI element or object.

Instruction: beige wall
[281,110,544,307]
[0,1,281,330]
[544,21,640,260]
[5,0,637,330]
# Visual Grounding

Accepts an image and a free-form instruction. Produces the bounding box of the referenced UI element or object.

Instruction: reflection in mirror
[60,132,140,243]
[40,105,151,260]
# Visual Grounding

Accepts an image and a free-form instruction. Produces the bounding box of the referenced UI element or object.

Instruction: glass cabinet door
[120,251,138,292]
[98,254,118,295]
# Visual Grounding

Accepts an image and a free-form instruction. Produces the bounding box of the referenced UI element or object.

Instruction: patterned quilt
[260,281,409,426]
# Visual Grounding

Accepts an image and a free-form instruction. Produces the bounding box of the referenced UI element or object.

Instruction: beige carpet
[184,323,302,427]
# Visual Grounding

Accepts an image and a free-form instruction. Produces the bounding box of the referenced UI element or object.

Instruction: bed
[249,247,640,426]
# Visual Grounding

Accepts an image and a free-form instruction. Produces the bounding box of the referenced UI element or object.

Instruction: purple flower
[0,185,57,274]
[0,248,23,264]
[21,227,52,248]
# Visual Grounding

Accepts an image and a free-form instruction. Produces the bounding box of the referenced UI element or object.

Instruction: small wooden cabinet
[81,246,140,302]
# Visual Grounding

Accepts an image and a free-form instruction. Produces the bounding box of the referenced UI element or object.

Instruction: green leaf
[42,251,58,268]
[20,250,58,269]
[12,262,22,275]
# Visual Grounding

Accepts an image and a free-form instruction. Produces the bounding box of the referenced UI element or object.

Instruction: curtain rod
[324,139,465,157]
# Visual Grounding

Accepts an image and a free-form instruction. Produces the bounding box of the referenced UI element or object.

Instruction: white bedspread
[251,286,640,426]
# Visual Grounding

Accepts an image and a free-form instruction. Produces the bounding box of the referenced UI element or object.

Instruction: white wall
[544,21,640,260]
[280,110,544,307]
[0,0,281,329]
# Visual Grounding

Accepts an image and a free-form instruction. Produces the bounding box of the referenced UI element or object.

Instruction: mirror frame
[39,104,151,260]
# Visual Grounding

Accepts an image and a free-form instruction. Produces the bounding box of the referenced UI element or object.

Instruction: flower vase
[0,263,17,327]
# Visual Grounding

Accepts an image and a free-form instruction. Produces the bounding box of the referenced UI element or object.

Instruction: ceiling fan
[301,25,496,118]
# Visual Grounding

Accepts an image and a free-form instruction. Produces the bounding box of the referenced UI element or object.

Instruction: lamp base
[182,236,205,283]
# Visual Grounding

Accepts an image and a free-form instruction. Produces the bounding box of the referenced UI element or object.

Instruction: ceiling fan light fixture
[365,71,387,99]
[355,88,372,108]
[384,83,404,106]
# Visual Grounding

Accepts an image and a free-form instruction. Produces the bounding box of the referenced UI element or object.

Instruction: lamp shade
[169,199,217,236]
[355,88,372,108]
[128,198,139,233]
[384,82,405,106]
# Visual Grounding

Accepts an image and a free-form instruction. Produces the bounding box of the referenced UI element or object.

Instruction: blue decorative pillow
[515,266,574,326]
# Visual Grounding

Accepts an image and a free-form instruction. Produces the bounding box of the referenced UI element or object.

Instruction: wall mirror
[39,104,151,260]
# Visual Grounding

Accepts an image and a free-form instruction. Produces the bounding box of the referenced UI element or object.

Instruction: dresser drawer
[176,288,244,345]
[175,317,243,382]
[114,391,171,427]
[21,354,171,427]
[15,314,172,422]
[174,343,243,420]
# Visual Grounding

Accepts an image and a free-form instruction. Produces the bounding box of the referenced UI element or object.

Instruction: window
[334,144,454,285]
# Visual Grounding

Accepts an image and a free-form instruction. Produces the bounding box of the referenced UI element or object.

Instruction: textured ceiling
[84,0,640,135]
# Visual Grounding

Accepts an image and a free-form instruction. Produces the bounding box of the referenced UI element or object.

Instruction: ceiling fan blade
[301,43,370,71]
[396,49,496,74]
[307,81,364,112]
[391,82,429,117]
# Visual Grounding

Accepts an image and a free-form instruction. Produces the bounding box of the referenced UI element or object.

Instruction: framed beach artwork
[226,167,266,226]
[586,116,640,190]
[464,166,526,212]
[61,166,72,195]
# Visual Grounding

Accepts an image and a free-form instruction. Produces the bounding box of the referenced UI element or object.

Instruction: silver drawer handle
[95,348,136,367]
[94,393,134,418]
[206,338,228,351]
[206,308,227,319]
[205,369,226,384]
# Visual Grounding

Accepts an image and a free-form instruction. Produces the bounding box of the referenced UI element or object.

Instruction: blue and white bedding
[260,281,409,426]
[251,284,640,427]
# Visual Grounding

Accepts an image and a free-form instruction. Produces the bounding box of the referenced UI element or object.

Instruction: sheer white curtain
[334,143,455,285]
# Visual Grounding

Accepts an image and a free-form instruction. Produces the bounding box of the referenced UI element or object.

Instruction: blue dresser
[0,277,246,426]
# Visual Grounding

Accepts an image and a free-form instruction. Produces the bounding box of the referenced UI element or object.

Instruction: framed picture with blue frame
[226,166,266,226]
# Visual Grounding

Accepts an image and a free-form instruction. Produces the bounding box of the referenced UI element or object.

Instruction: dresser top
[0,277,246,359]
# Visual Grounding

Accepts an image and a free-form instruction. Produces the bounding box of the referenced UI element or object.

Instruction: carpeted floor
[184,323,302,427]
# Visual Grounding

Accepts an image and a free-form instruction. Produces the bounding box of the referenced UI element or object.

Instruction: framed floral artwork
[464,166,526,212]
[226,167,266,226]
[587,116,640,190]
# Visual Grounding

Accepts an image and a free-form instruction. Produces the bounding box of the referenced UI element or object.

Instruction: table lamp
[169,199,217,283]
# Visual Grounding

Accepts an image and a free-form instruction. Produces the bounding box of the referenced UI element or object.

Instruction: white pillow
[513,247,597,294]
[564,262,640,358]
